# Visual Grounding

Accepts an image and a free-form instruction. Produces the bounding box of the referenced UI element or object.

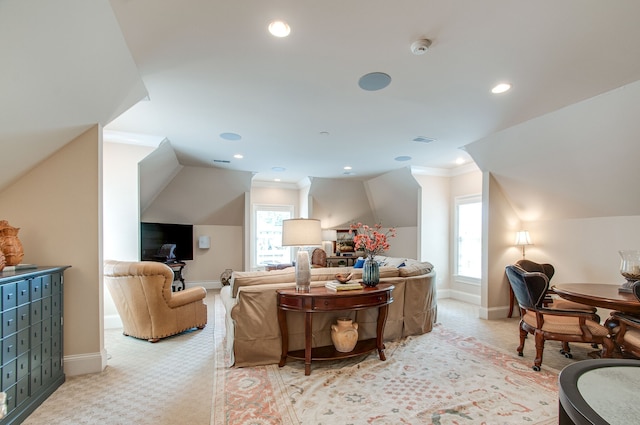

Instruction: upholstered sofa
[220,256,437,367]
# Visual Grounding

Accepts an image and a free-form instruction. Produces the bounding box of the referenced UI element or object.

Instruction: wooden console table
[276,283,394,375]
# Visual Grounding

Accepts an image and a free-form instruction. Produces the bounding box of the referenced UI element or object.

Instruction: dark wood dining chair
[611,280,640,358]
[505,264,613,371]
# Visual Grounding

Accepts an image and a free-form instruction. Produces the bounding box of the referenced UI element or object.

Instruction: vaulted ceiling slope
[0,0,147,192]
[467,80,640,221]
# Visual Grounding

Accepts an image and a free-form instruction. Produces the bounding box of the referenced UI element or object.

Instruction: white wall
[526,216,640,284]
[413,172,450,291]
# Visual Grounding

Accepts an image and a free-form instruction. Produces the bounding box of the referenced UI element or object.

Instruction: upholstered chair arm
[167,286,207,308]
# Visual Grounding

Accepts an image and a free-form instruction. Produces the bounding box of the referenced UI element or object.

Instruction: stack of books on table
[325,281,363,291]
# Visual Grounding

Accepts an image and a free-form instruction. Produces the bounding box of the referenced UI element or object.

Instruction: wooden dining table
[552,283,640,315]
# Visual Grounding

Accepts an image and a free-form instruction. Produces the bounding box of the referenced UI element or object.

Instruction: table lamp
[514,230,532,259]
[321,229,337,257]
[282,218,322,292]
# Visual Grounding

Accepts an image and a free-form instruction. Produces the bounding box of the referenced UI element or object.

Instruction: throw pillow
[353,258,365,268]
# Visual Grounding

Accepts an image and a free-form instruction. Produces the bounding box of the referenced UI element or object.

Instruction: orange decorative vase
[331,317,359,353]
[0,220,24,266]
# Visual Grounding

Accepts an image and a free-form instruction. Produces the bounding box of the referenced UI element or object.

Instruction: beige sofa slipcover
[220,257,436,367]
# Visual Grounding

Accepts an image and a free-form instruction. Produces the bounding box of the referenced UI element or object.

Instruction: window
[253,205,293,268]
[455,195,482,281]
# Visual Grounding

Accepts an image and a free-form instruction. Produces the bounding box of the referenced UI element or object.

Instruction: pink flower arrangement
[349,223,396,259]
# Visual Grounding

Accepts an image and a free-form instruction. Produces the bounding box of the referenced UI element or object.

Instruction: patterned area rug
[212,296,559,425]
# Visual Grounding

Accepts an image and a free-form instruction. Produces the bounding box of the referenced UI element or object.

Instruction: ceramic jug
[331,317,358,353]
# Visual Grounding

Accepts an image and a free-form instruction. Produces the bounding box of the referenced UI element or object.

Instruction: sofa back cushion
[231,268,295,297]
[398,259,434,277]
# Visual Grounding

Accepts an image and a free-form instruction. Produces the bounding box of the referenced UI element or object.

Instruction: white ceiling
[2,0,640,218]
[103,0,640,183]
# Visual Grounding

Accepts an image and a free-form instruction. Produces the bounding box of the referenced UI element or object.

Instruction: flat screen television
[140,222,194,261]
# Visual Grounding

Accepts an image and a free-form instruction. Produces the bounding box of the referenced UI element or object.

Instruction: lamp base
[295,250,311,292]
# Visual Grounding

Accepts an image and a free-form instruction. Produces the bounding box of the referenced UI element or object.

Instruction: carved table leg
[278,308,288,367]
[376,304,389,361]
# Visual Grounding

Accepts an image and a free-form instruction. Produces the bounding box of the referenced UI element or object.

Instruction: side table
[277,283,394,375]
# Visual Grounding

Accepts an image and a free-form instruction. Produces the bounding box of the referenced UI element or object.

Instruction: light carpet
[212,296,559,425]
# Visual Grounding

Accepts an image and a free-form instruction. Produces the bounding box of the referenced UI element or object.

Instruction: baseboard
[64,349,107,376]
[479,305,511,320]
[187,280,221,290]
[447,290,481,306]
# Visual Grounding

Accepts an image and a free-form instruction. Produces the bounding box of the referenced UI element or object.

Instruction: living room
[1,1,640,422]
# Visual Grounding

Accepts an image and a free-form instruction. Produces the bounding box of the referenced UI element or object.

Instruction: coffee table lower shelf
[286,338,382,362]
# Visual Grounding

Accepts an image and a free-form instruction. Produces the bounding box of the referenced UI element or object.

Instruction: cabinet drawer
[42,274,52,297]
[17,304,30,331]
[31,276,43,301]
[16,352,28,381]
[17,328,29,356]
[51,293,61,316]
[51,333,61,356]
[3,384,15,413]
[30,365,42,393]
[31,343,42,371]
[51,273,62,295]
[16,375,29,407]
[41,358,52,386]
[42,317,52,342]
[41,297,52,319]
[311,293,391,311]
[17,280,29,306]
[1,308,17,338]
[2,358,16,391]
[2,283,17,310]
[30,321,42,347]
[1,333,17,366]
[42,337,52,361]
[30,299,42,324]
[51,353,62,377]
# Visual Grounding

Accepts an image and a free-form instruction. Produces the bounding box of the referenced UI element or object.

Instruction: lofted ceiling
[1,0,640,220]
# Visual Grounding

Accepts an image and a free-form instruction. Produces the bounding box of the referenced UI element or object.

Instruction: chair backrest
[311,247,327,267]
[505,264,550,310]
[515,259,555,281]
[633,280,640,301]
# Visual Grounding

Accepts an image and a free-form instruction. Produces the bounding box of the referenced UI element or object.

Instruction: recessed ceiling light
[268,20,290,37]
[343,166,352,170]
[220,132,241,141]
[491,83,511,94]
[358,72,392,91]
[274,178,281,182]
[233,154,243,159]
[272,166,286,172]
[319,131,330,136]
[455,157,465,165]
[395,156,412,162]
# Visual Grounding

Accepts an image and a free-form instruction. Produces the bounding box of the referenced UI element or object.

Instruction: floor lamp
[282,218,322,292]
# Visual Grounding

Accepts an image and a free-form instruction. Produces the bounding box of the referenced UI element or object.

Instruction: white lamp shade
[321,229,337,241]
[514,231,532,246]
[282,218,322,246]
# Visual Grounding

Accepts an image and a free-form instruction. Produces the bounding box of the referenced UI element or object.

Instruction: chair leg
[560,341,573,358]
[533,331,545,371]
[517,322,527,356]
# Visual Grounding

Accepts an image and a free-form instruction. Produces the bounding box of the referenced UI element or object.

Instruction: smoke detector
[411,38,432,55]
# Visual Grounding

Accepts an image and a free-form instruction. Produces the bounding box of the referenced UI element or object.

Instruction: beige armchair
[104,260,207,342]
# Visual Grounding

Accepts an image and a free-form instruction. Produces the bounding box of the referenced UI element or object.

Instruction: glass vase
[619,250,640,293]
[362,257,380,288]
